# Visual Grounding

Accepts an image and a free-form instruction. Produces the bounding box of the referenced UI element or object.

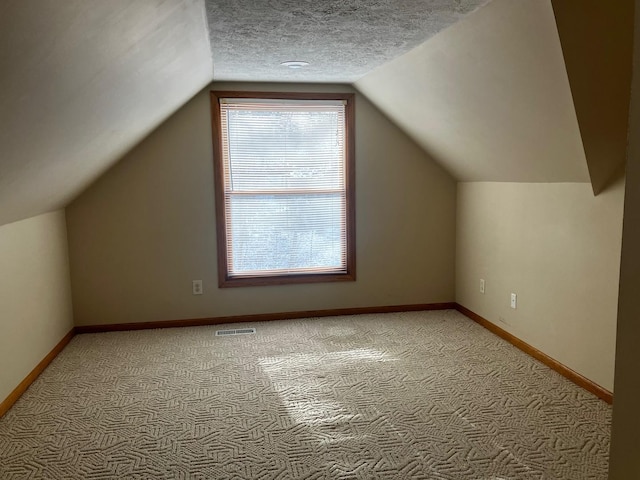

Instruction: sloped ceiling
[551,0,634,194]
[356,0,590,183]
[1,0,630,227]
[0,0,213,227]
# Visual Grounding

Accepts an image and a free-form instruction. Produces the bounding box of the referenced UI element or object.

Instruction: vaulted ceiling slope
[356,0,634,190]
[1,0,630,229]
[356,0,591,184]
[551,0,634,195]
[0,0,213,227]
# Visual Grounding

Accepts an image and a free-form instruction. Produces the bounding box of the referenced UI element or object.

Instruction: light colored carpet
[0,310,610,479]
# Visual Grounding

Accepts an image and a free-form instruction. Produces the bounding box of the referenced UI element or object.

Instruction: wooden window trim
[210,91,356,288]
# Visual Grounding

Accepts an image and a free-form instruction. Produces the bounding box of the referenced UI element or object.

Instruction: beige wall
[456,181,624,391]
[609,0,640,475]
[66,83,457,326]
[0,210,74,402]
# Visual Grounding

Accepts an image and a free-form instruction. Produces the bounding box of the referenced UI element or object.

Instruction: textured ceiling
[205,0,489,82]
[0,0,213,227]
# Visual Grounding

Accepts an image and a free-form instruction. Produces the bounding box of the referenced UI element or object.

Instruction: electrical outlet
[192,280,203,295]
[480,279,485,294]
[510,293,517,309]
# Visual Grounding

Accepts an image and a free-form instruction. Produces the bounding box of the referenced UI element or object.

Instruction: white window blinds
[219,98,348,277]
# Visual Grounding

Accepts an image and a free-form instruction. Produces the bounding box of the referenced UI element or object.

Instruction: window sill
[219,272,356,288]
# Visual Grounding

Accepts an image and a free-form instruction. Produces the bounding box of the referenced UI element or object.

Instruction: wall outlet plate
[510,293,517,309]
[480,279,485,294]
[192,280,203,295]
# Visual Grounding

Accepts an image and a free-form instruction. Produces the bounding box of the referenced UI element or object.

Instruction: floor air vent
[215,328,256,336]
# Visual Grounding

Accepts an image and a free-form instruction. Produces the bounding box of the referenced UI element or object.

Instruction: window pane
[227,193,345,275]
[226,109,345,191]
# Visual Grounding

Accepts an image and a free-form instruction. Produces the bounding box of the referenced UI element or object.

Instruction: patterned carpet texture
[0,310,611,479]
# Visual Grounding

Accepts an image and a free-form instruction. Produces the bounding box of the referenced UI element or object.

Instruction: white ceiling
[1,0,623,227]
[205,0,489,82]
[0,0,493,228]
[356,0,590,183]
[0,0,213,226]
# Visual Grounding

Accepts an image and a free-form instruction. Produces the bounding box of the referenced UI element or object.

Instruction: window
[210,91,356,287]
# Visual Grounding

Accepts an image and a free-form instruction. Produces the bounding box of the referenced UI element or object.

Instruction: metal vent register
[215,328,256,336]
